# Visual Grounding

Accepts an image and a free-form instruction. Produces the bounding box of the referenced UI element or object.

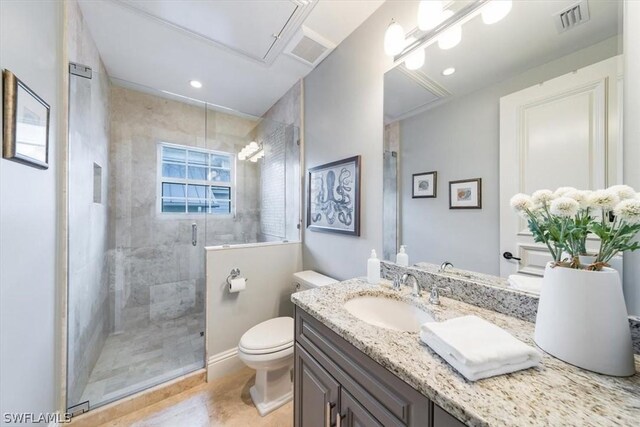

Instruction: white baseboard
[207,348,245,382]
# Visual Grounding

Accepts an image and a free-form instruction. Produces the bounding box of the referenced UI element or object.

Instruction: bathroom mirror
[382,1,633,308]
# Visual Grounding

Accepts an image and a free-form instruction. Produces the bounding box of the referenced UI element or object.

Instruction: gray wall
[0,0,61,422]
[623,2,640,315]
[399,37,620,275]
[66,0,111,404]
[303,1,411,280]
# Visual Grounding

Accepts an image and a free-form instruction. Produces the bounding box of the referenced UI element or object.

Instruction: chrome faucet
[429,284,444,305]
[400,273,425,297]
[439,261,454,273]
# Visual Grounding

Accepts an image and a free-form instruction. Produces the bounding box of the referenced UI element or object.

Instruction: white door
[499,56,623,277]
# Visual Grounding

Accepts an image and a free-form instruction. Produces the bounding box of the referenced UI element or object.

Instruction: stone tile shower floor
[81,312,205,408]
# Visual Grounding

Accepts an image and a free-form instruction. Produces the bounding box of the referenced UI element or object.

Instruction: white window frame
[156,142,235,217]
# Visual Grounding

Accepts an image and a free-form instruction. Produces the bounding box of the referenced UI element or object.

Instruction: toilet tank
[293,270,338,292]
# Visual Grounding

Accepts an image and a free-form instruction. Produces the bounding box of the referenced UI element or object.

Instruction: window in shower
[158,143,234,214]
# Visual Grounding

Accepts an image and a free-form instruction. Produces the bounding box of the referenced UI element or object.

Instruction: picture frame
[307,155,361,236]
[449,178,482,209]
[412,171,437,198]
[2,69,50,169]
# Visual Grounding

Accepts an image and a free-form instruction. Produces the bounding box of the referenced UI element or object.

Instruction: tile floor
[97,367,293,426]
[79,312,205,408]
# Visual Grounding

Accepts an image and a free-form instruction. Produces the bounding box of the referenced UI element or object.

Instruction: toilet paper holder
[226,268,248,285]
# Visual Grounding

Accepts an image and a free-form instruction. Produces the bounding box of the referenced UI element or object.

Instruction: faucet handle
[392,274,402,290]
[429,284,451,305]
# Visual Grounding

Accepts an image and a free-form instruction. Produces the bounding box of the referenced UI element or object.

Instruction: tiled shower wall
[108,87,261,332]
[259,123,287,239]
[66,0,111,405]
[257,81,302,242]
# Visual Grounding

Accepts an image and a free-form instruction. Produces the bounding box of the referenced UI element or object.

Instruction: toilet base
[250,385,293,416]
[249,365,293,416]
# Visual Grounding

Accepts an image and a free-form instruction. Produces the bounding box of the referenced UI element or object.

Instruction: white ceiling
[78,0,384,117]
[384,0,621,122]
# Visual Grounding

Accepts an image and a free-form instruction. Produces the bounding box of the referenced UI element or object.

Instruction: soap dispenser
[396,245,409,267]
[367,250,380,284]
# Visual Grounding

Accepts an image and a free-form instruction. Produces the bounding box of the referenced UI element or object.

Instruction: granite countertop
[291,278,640,427]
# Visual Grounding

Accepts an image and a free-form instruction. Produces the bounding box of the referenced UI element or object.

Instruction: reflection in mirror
[382,1,632,310]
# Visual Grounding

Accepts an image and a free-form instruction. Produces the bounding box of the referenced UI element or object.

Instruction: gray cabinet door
[433,404,466,427]
[340,389,384,427]
[295,344,340,427]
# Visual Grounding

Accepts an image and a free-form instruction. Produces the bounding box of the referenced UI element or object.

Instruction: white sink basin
[343,296,435,332]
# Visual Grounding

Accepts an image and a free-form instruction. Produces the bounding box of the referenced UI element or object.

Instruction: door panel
[340,389,383,427]
[499,55,623,277]
[295,344,340,427]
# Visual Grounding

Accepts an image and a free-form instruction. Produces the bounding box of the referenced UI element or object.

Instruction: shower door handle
[192,223,197,246]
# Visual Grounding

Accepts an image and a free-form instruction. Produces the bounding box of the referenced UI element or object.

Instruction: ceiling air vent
[285,26,335,66]
[554,0,590,33]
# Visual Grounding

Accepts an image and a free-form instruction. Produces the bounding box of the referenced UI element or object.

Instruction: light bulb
[249,141,259,150]
[481,0,512,25]
[405,48,425,70]
[384,20,405,56]
[250,157,258,163]
[437,11,461,50]
[442,67,456,76]
[417,0,443,31]
[189,80,202,88]
[238,152,246,160]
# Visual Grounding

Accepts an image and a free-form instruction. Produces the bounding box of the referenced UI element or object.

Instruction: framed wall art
[412,171,437,198]
[307,155,361,236]
[449,178,482,209]
[2,69,50,169]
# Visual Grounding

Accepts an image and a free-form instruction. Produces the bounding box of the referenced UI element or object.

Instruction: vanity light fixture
[481,0,513,25]
[437,10,462,50]
[404,37,426,70]
[238,141,264,162]
[442,67,456,76]
[189,80,202,89]
[384,19,405,56]
[386,0,512,65]
[405,48,426,70]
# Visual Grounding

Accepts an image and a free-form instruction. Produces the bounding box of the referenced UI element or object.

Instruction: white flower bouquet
[510,185,640,270]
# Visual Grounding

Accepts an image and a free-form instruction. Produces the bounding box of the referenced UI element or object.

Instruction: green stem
[526,208,557,260]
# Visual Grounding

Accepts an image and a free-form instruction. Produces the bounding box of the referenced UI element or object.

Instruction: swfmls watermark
[3,412,72,424]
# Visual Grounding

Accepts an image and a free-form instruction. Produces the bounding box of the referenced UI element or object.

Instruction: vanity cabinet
[294,307,465,427]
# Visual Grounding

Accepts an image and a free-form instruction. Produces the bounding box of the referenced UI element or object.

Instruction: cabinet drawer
[295,307,430,426]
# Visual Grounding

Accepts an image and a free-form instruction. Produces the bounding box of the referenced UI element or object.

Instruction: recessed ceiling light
[189,80,202,89]
[442,67,456,76]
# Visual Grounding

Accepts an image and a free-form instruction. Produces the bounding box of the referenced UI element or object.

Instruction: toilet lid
[239,317,294,354]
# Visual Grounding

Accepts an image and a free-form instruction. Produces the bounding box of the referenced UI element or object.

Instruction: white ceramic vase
[534,262,635,376]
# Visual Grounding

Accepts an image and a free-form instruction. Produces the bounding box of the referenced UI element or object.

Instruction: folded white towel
[508,274,542,294]
[420,315,541,381]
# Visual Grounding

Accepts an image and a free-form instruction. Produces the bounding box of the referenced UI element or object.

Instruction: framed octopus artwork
[307,155,361,236]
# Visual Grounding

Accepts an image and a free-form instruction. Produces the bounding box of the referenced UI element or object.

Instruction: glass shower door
[67,68,207,413]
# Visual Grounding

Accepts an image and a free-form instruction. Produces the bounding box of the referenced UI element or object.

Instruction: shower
[66,65,300,413]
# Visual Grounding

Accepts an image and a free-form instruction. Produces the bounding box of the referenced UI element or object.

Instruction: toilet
[238,270,338,416]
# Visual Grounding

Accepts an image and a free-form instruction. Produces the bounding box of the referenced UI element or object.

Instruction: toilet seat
[239,341,293,355]
[239,316,294,355]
